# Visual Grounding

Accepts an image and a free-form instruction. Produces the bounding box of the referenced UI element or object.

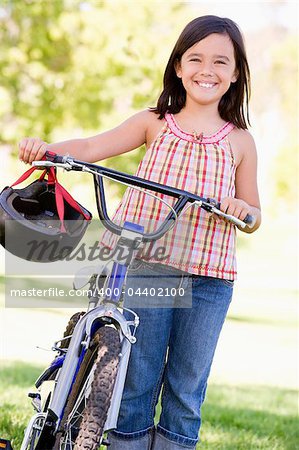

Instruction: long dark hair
[152,15,251,129]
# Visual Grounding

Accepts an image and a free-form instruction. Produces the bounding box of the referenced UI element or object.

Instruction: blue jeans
[108,261,233,449]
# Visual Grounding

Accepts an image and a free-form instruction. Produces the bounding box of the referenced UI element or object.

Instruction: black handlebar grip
[243,214,256,228]
[45,151,64,164]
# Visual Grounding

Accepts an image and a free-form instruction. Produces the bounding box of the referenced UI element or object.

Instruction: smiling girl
[19,15,261,450]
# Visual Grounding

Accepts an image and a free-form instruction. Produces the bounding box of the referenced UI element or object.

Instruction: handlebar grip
[243,214,256,228]
[45,151,64,164]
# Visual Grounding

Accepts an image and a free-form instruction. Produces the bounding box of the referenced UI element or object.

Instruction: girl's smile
[195,81,217,89]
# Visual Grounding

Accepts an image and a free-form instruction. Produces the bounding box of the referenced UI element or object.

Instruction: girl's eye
[215,60,226,65]
[189,58,201,62]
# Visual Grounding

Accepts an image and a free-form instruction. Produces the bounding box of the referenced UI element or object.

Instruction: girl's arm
[18,110,152,164]
[221,129,261,234]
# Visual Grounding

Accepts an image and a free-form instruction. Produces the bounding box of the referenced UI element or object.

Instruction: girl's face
[175,33,238,108]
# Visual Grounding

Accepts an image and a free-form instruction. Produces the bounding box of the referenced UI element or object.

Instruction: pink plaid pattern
[101,114,237,280]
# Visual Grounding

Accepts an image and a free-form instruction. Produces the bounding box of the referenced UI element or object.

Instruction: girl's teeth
[198,82,214,88]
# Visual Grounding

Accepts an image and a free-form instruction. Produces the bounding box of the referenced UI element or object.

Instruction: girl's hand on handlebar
[18,137,49,164]
[220,197,251,222]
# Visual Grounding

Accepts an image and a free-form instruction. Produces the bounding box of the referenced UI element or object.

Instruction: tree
[0,0,72,141]
[0,0,191,202]
[0,1,188,152]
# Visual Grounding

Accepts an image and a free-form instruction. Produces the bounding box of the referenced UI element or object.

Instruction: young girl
[19,15,261,450]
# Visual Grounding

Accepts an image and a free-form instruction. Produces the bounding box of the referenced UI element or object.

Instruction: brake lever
[204,198,256,229]
[32,160,74,170]
[209,206,248,228]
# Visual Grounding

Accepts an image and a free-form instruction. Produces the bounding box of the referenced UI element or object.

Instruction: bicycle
[19,152,254,450]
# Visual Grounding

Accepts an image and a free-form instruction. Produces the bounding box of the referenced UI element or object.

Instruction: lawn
[0,361,297,449]
[198,384,298,449]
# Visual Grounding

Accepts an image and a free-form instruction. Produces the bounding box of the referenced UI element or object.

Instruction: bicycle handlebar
[32,152,256,241]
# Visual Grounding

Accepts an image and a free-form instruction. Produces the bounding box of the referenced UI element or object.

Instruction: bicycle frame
[21,222,143,450]
[48,221,144,425]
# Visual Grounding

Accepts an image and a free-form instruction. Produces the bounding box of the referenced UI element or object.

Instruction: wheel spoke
[26,416,45,450]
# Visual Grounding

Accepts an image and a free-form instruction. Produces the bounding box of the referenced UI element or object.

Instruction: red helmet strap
[10,165,91,232]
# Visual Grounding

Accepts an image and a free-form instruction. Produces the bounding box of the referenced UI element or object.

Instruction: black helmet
[0,174,92,262]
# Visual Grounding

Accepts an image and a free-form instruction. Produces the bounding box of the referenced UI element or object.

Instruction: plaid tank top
[101,113,237,280]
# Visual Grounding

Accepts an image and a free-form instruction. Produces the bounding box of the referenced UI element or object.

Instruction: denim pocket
[128,259,159,273]
[128,258,145,272]
[129,259,183,276]
[221,279,235,287]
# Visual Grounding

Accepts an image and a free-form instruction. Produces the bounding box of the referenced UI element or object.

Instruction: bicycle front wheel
[56,326,121,450]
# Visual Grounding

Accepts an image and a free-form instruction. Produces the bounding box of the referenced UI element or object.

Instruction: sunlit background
[0,1,298,448]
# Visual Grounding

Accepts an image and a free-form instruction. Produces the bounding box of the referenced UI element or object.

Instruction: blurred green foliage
[269,36,298,205]
[0,0,188,168]
[0,1,297,205]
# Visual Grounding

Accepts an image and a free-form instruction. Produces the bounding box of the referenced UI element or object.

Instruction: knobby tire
[55,326,121,449]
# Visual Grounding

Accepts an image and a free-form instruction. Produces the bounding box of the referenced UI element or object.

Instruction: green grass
[0,361,298,450]
[198,385,298,449]
[0,362,43,449]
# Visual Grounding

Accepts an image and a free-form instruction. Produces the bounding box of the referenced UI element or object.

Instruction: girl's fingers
[28,140,45,164]
[18,138,48,164]
[233,202,250,220]
[28,146,39,164]
[239,208,250,221]
[23,138,36,163]
[227,204,236,216]
[233,206,243,219]
[219,198,230,214]
[34,143,48,163]
[18,138,29,161]
[220,197,251,221]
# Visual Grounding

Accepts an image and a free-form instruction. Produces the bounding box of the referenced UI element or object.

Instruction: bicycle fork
[52,303,138,427]
[20,304,138,450]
